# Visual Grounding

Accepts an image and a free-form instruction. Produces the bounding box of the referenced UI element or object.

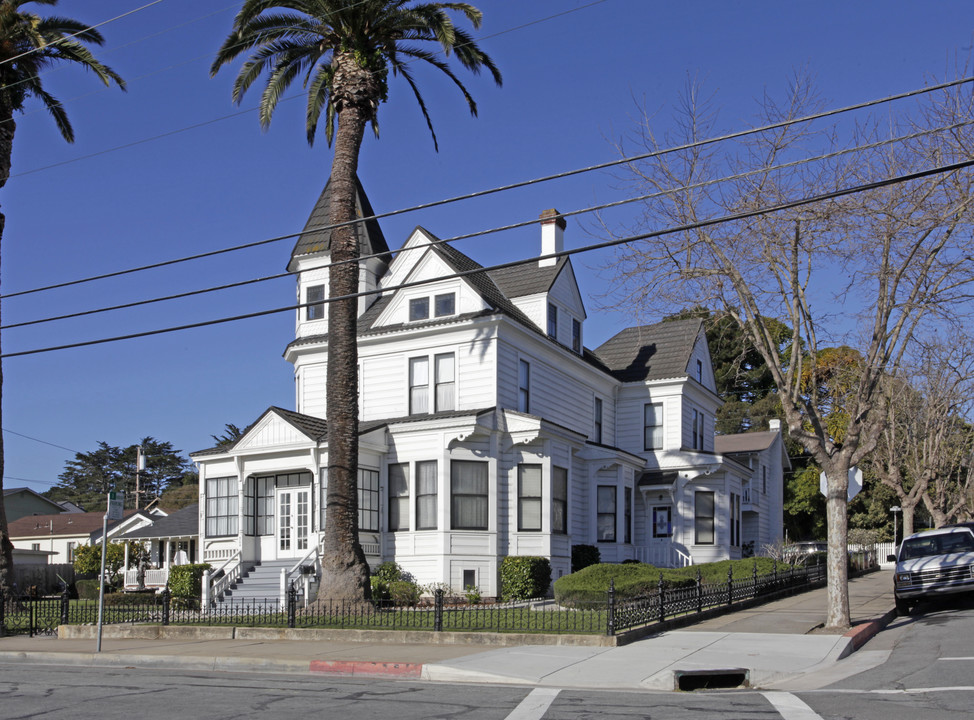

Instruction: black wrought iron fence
[1,562,828,639]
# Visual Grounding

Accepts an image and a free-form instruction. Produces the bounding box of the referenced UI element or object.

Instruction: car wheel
[895,597,913,616]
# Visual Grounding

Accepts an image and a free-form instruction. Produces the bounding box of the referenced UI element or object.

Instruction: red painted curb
[843,608,897,650]
[308,660,423,678]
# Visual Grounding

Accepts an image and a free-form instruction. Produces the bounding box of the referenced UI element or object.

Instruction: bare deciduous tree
[602,73,974,629]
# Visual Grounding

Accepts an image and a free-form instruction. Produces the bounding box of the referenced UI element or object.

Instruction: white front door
[277,488,310,558]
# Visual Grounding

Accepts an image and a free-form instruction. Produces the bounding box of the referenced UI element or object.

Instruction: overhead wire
[4,116,972,331]
[4,73,973,302]
[4,155,972,359]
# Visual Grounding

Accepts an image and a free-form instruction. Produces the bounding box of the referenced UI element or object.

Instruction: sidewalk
[0,570,896,691]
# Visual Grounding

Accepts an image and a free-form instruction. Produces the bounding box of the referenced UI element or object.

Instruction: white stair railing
[203,550,241,607]
[281,544,321,607]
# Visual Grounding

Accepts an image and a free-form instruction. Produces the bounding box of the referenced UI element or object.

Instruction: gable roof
[288,175,392,271]
[3,486,64,511]
[119,503,199,540]
[488,257,568,299]
[593,317,704,382]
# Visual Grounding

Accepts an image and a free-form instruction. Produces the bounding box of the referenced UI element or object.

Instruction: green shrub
[464,584,482,604]
[167,563,212,598]
[571,544,600,573]
[103,591,161,607]
[388,580,421,606]
[75,578,106,600]
[370,576,391,603]
[373,561,405,584]
[500,556,551,601]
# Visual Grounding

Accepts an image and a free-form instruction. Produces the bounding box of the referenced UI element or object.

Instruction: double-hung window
[644,402,663,450]
[416,461,438,530]
[552,466,568,534]
[547,303,558,338]
[624,487,632,544]
[594,397,603,444]
[306,285,325,320]
[597,485,616,542]
[518,359,530,413]
[206,476,238,537]
[694,491,715,545]
[409,357,429,414]
[451,460,488,530]
[434,353,455,411]
[572,318,582,353]
[517,464,542,531]
[691,408,705,450]
[389,463,409,532]
[358,468,379,532]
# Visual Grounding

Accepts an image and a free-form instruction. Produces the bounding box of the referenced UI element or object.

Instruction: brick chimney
[539,209,565,267]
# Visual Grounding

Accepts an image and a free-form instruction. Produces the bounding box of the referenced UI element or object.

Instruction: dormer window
[434,292,455,317]
[572,318,582,353]
[410,292,456,322]
[409,297,429,321]
[306,285,325,320]
[696,359,703,383]
[548,303,558,338]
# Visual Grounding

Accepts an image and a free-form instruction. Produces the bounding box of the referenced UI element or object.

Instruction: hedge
[168,563,211,598]
[499,556,551,601]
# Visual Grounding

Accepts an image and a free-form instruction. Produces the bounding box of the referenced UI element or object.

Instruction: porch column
[123,542,130,571]
[165,541,172,568]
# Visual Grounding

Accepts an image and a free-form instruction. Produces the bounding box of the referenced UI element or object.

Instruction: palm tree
[212,0,501,602]
[0,0,125,594]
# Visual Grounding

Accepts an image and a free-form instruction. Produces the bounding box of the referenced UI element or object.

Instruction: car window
[941,533,974,554]
[901,537,939,559]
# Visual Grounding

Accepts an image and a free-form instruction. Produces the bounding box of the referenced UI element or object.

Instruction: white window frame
[644,402,663,451]
[518,359,531,413]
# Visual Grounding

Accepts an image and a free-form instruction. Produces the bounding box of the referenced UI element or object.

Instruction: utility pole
[134,445,144,510]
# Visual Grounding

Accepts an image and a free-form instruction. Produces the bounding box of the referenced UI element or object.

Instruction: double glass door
[277,488,309,557]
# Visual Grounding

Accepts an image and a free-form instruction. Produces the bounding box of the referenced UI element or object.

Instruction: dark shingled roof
[636,470,680,487]
[593,317,704,382]
[8,510,143,539]
[120,504,199,540]
[715,431,779,455]
[489,257,567,299]
[288,175,392,271]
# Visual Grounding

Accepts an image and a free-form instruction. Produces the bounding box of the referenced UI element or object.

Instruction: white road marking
[760,691,825,720]
[938,656,974,661]
[504,688,561,720]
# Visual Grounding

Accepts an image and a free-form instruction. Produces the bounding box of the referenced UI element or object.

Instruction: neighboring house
[8,509,161,565]
[4,487,65,522]
[192,179,785,598]
[117,504,200,590]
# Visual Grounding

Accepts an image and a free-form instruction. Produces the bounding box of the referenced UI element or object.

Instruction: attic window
[434,292,455,317]
[307,285,325,321]
[409,297,430,321]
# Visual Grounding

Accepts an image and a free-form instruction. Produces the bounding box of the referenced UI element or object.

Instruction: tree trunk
[901,502,918,538]
[0,108,15,594]
[316,53,376,603]
[823,465,851,630]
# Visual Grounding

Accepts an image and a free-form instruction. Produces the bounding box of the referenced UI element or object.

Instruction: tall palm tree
[212,0,501,602]
[0,0,125,594]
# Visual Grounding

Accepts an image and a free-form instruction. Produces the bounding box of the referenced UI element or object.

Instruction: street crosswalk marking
[504,688,561,720]
[761,691,825,720]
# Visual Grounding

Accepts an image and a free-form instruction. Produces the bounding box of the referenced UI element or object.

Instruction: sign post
[96,491,124,653]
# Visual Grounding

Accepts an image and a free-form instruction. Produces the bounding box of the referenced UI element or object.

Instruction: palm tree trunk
[0,108,14,595]
[317,85,371,602]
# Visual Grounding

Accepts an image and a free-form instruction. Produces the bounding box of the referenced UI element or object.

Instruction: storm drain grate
[674,668,749,691]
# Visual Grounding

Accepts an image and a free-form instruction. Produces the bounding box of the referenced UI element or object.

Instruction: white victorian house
[192,179,786,600]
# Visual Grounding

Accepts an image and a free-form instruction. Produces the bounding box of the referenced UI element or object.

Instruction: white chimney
[769,419,781,432]
[539,209,565,267]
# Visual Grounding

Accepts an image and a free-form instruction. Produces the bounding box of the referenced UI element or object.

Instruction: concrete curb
[843,607,898,652]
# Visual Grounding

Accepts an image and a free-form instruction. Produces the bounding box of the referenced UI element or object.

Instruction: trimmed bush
[500,556,551,601]
[75,578,106,600]
[388,580,421,606]
[103,590,161,607]
[373,561,406,584]
[168,563,212,599]
[571,544,600,573]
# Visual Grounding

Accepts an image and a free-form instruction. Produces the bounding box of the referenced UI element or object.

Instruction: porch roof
[636,470,680,488]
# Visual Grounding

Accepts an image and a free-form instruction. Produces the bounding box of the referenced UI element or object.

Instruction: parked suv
[889,526,974,615]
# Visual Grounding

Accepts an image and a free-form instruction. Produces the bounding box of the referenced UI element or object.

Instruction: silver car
[890,526,974,615]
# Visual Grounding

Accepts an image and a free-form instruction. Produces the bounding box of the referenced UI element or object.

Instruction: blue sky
[3,0,972,495]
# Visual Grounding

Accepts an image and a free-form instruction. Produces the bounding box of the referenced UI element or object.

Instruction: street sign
[107,490,125,521]
[819,467,863,502]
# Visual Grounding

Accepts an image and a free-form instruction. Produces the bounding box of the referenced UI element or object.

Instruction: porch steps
[218,559,294,605]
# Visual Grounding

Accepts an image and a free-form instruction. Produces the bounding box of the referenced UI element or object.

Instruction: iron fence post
[606,580,615,637]
[752,560,758,599]
[161,588,171,626]
[658,573,665,623]
[696,568,702,614]
[0,587,5,638]
[287,582,297,629]
[727,565,733,607]
[61,585,70,626]
[30,599,35,638]
[434,588,444,632]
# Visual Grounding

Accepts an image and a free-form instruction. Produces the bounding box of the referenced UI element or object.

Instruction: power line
[5,73,973,302]
[4,156,971,359]
[2,428,80,454]
[4,114,970,331]
[0,0,167,68]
